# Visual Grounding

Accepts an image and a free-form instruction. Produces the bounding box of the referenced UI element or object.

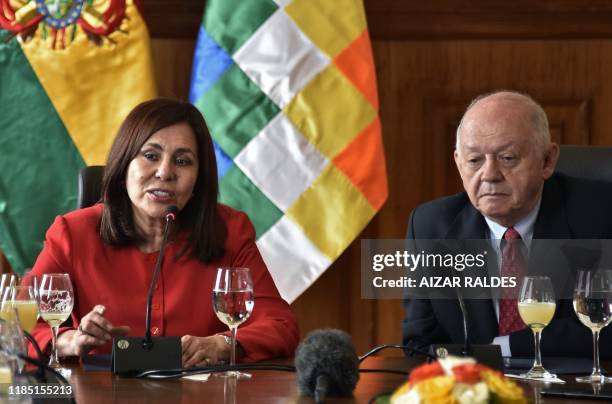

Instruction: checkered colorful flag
[189,0,387,302]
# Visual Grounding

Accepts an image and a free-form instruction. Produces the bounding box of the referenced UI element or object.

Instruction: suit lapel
[445,202,489,239]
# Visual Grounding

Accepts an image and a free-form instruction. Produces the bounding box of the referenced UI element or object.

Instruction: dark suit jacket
[403,173,612,358]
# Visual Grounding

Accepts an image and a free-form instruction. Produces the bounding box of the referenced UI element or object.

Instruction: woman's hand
[57,305,130,357]
[181,335,240,368]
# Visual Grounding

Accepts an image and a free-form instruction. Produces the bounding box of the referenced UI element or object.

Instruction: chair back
[556,145,612,183]
[77,166,104,209]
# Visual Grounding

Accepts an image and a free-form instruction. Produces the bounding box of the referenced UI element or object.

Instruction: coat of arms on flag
[0,0,156,273]
[190,0,387,302]
[0,0,129,48]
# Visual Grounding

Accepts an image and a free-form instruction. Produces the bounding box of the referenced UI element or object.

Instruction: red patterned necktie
[498,227,527,336]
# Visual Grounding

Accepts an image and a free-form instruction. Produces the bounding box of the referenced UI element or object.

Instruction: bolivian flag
[190,0,387,302]
[0,0,156,273]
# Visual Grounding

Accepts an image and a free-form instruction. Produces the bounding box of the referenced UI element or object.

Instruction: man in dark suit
[403,91,612,358]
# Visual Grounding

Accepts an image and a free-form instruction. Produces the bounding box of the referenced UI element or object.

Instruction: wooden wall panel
[150,39,196,100]
[142,1,612,40]
[145,3,612,356]
[364,1,612,40]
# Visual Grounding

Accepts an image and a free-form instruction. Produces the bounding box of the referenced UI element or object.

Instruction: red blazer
[28,204,299,362]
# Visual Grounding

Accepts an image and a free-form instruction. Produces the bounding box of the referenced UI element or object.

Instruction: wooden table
[58,357,612,403]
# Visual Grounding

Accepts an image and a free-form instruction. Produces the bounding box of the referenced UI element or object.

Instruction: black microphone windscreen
[295,329,359,397]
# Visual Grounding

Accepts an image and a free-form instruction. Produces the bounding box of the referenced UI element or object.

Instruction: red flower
[409,362,444,385]
[452,364,489,384]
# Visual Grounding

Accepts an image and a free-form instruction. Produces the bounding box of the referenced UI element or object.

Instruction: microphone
[429,284,504,370]
[295,329,359,404]
[112,205,182,376]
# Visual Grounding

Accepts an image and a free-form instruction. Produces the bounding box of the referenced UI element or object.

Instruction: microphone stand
[143,211,173,350]
[428,285,504,370]
[111,206,182,376]
[456,288,472,357]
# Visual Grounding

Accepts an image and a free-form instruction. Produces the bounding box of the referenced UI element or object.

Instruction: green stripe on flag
[219,165,282,237]
[194,64,280,158]
[0,30,85,273]
[203,0,278,54]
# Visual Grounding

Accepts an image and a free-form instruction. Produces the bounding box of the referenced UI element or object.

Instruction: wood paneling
[150,39,196,99]
[146,3,612,356]
[142,1,612,40]
[142,1,204,39]
[365,1,612,40]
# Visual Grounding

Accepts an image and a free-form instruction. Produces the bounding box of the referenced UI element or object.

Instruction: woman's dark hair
[99,97,226,262]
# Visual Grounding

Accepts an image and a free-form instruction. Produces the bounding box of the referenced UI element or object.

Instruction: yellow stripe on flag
[19,0,157,165]
[286,164,375,259]
[286,0,367,58]
[284,64,375,160]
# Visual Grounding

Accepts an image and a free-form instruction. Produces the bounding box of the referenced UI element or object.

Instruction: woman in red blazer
[27,98,299,367]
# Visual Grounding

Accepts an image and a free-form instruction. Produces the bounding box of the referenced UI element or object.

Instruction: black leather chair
[556,145,612,183]
[77,165,104,209]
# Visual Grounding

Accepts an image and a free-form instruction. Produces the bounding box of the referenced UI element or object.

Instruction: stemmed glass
[0,274,17,294]
[573,270,612,383]
[21,271,39,302]
[38,274,73,369]
[213,267,254,379]
[517,276,557,379]
[1,286,38,333]
[0,308,26,375]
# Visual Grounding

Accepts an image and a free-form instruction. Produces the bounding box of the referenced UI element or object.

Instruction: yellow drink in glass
[518,301,556,329]
[0,300,38,332]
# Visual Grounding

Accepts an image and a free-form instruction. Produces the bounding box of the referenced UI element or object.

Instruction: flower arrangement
[390,356,527,404]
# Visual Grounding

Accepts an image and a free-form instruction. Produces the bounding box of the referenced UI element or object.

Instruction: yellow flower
[416,376,456,404]
[390,380,414,403]
[481,371,527,404]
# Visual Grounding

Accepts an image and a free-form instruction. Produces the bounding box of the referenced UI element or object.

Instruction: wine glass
[0,308,26,375]
[573,270,612,383]
[213,267,254,379]
[517,276,557,379]
[1,286,38,333]
[0,274,17,294]
[21,270,39,302]
[38,274,73,369]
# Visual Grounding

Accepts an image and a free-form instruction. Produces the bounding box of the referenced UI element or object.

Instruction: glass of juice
[1,286,38,333]
[517,276,557,380]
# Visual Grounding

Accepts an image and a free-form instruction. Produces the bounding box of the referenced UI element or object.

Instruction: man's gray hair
[455,90,550,150]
